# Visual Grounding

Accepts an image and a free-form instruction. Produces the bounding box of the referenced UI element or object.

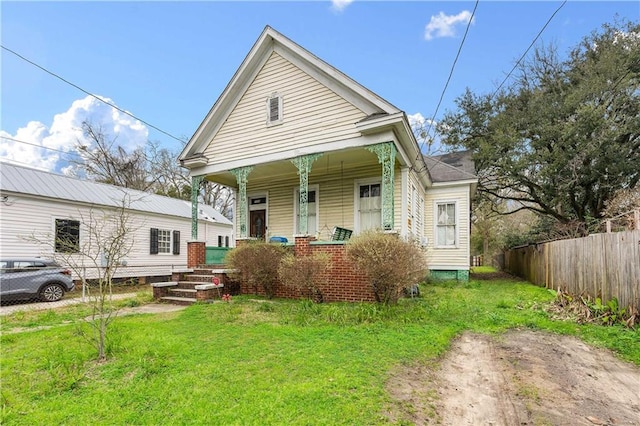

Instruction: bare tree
[28,193,137,361]
[74,121,234,219]
[74,122,157,191]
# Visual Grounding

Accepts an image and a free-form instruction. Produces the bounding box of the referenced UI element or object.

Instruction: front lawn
[1,276,638,425]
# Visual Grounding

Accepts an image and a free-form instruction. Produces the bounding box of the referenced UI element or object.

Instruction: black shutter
[150,228,159,254]
[225,236,229,247]
[172,230,180,255]
[218,236,223,247]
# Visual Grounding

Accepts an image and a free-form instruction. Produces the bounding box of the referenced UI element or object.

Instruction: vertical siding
[504,230,640,310]
[424,185,471,270]
[203,52,367,163]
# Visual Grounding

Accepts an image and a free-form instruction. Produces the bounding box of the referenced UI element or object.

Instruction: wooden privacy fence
[504,230,640,310]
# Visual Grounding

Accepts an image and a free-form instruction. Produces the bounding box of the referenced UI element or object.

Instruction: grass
[1,275,638,425]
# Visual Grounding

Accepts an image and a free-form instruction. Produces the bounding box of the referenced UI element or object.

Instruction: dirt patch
[386,330,640,425]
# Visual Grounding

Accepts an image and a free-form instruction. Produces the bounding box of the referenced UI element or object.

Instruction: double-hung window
[436,202,457,247]
[358,182,382,231]
[150,228,180,255]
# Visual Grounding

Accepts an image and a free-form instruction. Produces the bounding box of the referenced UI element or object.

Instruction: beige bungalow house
[178,26,477,283]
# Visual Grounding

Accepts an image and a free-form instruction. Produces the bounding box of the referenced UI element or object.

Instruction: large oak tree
[440,20,639,234]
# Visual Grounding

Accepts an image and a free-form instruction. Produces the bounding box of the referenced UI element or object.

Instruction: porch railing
[206,247,231,265]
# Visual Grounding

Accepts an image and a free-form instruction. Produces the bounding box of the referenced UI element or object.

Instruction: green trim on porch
[206,247,231,265]
[429,269,470,282]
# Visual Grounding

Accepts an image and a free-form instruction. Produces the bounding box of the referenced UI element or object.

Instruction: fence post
[634,210,640,230]
[606,220,611,233]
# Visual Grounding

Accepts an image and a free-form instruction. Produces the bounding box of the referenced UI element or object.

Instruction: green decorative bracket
[191,175,204,240]
[366,142,396,230]
[230,166,253,238]
[291,153,323,235]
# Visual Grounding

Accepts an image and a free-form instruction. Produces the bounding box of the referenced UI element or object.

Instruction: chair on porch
[331,226,353,241]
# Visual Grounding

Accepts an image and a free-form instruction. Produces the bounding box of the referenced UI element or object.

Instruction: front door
[250,210,266,240]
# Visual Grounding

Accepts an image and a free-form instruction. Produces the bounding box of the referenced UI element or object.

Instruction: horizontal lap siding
[0,194,231,273]
[204,52,366,163]
[424,185,470,270]
[242,163,382,241]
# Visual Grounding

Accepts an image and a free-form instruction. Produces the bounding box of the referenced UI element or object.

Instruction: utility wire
[489,0,567,100]
[0,135,83,156]
[417,0,479,168]
[1,45,187,144]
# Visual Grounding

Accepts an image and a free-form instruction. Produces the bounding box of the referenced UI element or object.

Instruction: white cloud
[0,95,148,172]
[424,10,475,41]
[331,0,353,12]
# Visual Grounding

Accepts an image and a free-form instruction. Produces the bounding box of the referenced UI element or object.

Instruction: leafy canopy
[440,19,640,231]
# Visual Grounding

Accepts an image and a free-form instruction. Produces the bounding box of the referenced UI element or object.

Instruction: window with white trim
[294,186,318,235]
[266,93,283,126]
[150,228,180,255]
[436,202,457,247]
[358,183,381,231]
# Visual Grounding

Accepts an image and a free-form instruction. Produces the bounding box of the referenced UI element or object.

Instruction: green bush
[278,252,330,303]
[226,242,288,299]
[346,231,428,305]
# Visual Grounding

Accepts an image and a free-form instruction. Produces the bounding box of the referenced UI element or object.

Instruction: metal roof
[0,162,233,226]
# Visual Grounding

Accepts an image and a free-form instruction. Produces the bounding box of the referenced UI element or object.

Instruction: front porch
[188,142,401,245]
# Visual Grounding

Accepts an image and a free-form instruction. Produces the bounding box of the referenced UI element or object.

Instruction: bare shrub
[346,231,427,305]
[226,242,287,298]
[278,252,330,303]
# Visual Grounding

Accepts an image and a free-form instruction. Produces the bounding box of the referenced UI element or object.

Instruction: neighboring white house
[0,162,233,281]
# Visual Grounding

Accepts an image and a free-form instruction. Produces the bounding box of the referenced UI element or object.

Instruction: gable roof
[0,162,232,225]
[179,25,405,162]
[424,150,477,183]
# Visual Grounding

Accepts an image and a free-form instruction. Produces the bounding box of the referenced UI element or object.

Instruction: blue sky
[1,1,638,172]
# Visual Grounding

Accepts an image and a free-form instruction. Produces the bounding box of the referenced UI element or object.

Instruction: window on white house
[218,236,223,248]
[266,94,283,126]
[158,229,171,254]
[294,187,318,235]
[150,228,180,255]
[436,202,456,247]
[55,219,80,253]
[358,183,381,231]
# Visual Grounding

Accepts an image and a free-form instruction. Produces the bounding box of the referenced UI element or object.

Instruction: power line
[418,0,479,159]
[0,135,83,156]
[489,0,567,100]
[1,45,187,144]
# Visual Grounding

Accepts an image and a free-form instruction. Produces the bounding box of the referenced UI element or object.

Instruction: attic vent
[266,93,283,126]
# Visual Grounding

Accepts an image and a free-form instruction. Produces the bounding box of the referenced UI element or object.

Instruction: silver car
[0,258,75,302]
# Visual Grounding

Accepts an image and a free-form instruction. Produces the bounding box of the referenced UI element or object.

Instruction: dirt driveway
[387,330,640,425]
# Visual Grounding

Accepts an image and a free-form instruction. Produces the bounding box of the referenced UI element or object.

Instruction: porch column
[366,142,396,231]
[191,175,204,240]
[230,166,253,238]
[291,153,323,235]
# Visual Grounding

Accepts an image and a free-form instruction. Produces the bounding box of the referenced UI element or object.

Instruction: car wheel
[40,283,65,302]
